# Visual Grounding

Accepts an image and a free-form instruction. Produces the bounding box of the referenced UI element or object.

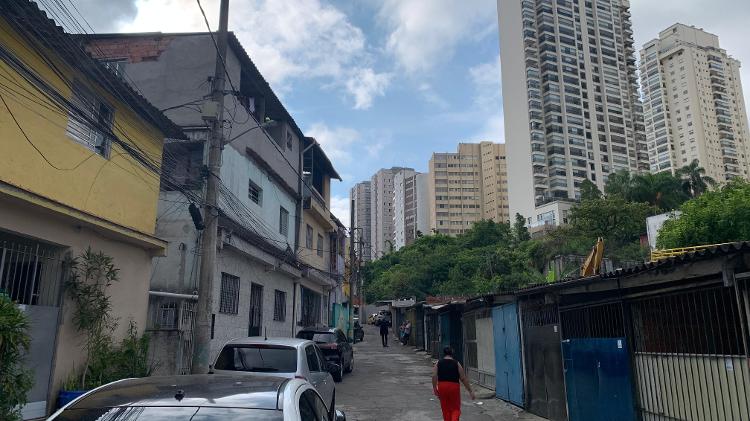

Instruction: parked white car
[212,337,338,415]
[46,374,346,421]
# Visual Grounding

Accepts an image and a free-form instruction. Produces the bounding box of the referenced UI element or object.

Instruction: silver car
[47,374,346,421]
[212,337,338,415]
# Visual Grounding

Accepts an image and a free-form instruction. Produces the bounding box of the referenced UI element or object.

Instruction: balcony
[304,187,335,231]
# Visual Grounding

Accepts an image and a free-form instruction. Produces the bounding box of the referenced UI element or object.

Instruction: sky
[46,0,750,225]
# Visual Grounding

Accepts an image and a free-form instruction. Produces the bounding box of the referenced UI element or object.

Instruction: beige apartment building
[640,24,750,181]
[370,167,413,258]
[429,142,509,235]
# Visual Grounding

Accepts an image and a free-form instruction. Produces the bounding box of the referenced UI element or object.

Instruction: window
[274,290,286,321]
[66,85,113,157]
[305,345,320,372]
[248,179,263,205]
[219,273,240,314]
[306,225,313,249]
[316,234,324,257]
[279,206,289,236]
[214,344,297,372]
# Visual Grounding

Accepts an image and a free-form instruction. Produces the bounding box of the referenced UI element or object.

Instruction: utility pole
[357,236,364,317]
[348,199,356,340]
[192,0,229,374]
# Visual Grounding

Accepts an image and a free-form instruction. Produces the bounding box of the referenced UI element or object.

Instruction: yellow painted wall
[0,18,164,235]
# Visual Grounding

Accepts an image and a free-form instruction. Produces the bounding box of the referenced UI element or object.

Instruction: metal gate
[493,302,524,406]
[0,234,66,419]
[248,283,263,336]
[521,302,567,421]
[628,285,749,420]
[464,309,496,390]
[560,303,636,421]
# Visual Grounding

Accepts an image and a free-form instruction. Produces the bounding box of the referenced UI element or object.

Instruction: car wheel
[333,362,343,382]
[345,356,353,373]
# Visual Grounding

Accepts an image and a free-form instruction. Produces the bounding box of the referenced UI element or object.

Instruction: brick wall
[86,36,174,63]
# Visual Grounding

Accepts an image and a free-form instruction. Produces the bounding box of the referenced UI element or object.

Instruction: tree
[630,172,688,211]
[676,159,716,198]
[0,294,33,421]
[579,179,602,201]
[513,213,531,243]
[569,196,654,246]
[657,180,750,248]
[604,169,635,199]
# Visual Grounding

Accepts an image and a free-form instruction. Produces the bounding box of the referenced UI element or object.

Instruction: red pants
[437,381,461,421]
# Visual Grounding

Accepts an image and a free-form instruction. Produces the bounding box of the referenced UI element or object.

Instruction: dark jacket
[379,321,390,335]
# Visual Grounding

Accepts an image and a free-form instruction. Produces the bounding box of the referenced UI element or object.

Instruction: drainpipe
[295,135,303,253]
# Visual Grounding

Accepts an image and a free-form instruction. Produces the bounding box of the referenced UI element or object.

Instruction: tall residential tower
[350,181,372,261]
[370,167,414,258]
[498,0,647,222]
[640,24,750,181]
[428,142,509,235]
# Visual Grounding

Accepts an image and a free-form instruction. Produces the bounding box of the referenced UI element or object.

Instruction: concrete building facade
[393,170,423,250]
[350,181,372,261]
[370,167,413,258]
[640,24,750,181]
[415,173,431,239]
[498,0,648,222]
[428,143,507,235]
[0,3,182,417]
[480,142,510,223]
[86,32,343,372]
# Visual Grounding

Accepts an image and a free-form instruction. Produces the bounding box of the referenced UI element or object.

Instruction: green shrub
[0,294,33,421]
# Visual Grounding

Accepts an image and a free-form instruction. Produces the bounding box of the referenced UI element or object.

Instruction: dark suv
[296,327,353,382]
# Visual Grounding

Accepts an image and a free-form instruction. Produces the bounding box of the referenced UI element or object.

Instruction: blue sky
[57,0,750,224]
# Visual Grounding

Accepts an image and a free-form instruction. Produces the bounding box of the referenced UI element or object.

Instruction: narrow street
[336,325,543,421]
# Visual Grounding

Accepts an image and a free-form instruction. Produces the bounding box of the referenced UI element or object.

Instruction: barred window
[219,273,240,314]
[306,225,313,249]
[279,206,289,236]
[248,179,263,205]
[274,290,286,321]
[316,234,324,257]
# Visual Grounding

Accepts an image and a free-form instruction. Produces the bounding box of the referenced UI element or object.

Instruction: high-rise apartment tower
[498,0,648,222]
[370,167,413,258]
[429,142,508,235]
[640,24,750,181]
[350,181,372,261]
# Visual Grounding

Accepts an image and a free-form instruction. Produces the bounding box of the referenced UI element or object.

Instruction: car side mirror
[327,363,341,375]
[335,410,347,421]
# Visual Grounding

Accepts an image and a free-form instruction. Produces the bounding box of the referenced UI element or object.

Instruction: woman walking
[432,347,475,421]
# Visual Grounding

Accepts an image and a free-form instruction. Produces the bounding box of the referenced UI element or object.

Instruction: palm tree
[676,159,716,198]
[603,169,636,199]
[630,172,688,211]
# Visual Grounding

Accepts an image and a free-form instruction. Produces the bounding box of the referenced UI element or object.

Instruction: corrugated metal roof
[513,241,750,295]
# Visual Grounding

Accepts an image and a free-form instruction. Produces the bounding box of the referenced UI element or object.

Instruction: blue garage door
[562,338,636,421]
[493,303,523,406]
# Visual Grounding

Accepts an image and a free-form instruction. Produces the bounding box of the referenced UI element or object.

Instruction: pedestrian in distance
[432,347,475,421]
[402,320,412,345]
[379,319,390,347]
[398,321,406,345]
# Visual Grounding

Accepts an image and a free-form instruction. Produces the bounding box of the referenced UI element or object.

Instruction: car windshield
[214,345,297,372]
[54,407,283,420]
[296,331,337,344]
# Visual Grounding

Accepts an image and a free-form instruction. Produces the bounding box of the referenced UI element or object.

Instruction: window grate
[219,273,240,314]
[279,207,289,236]
[248,179,263,205]
[316,234,324,257]
[274,289,286,321]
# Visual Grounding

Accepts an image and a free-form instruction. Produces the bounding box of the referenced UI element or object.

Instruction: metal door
[0,236,65,419]
[562,338,636,421]
[522,303,567,421]
[248,283,263,337]
[493,303,524,406]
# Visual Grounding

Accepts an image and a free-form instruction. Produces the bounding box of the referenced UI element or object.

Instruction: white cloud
[379,0,497,73]
[467,55,504,142]
[117,0,390,108]
[345,68,392,110]
[330,195,350,228]
[306,122,361,164]
[418,83,449,108]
